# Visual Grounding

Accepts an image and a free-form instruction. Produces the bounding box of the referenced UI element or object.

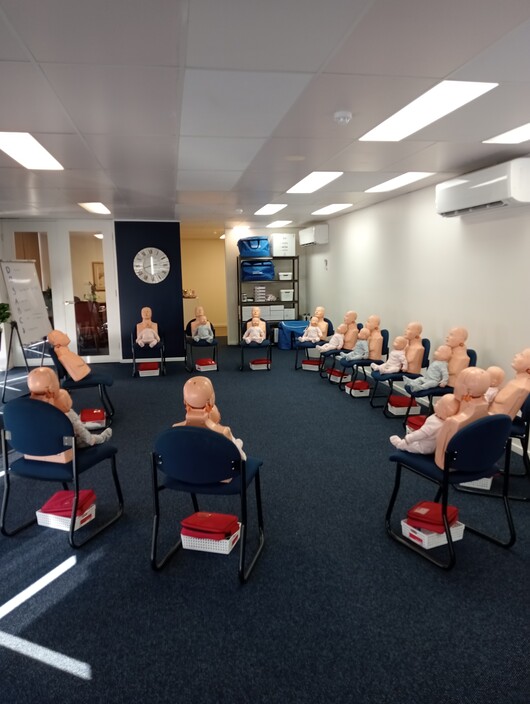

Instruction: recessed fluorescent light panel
[287,171,343,194]
[365,172,434,193]
[311,204,352,215]
[267,220,292,228]
[0,132,63,170]
[483,123,530,144]
[78,202,111,215]
[360,80,497,142]
[254,204,287,215]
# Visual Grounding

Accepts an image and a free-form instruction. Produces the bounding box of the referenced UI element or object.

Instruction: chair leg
[98,384,115,420]
[69,456,124,548]
[150,460,182,570]
[385,463,456,570]
[0,469,37,537]
[238,472,265,584]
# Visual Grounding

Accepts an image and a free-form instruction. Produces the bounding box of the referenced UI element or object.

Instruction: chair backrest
[468,348,477,367]
[3,397,74,457]
[153,426,241,484]
[324,318,334,336]
[381,329,390,357]
[421,338,430,368]
[445,414,512,473]
[518,393,530,423]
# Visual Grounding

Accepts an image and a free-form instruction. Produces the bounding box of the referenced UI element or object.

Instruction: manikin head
[197,315,208,326]
[486,366,505,388]
[434,344,452,362]
[404,321,422,341]
[358,327,370,341]
[511,348,530,375]
[453,367,491,402]
[445,326,468,349]
[314,306,325,320]
[393,336,407,351]
[434,394,459,421]
[343,310,357,326]
[337,323,347,335]
[54,389,73,413]
[194,306,204,319]
[309,316,319,327]
[365,315,380,331]
[251,317,261,328]
[141,307,153,321]
[182,376,215,412]
[48,329,71,348]
[251,306,261,319]
[27,367,60,399]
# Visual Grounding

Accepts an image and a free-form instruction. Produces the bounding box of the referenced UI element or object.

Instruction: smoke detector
[334,110,352,126]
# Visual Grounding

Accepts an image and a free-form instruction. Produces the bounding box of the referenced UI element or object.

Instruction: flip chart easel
[0,260,52,402]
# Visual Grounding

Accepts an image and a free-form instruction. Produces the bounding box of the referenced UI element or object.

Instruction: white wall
[304,185,530,376]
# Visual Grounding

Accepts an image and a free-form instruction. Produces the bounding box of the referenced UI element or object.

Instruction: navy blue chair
[336,329,390,391]
[292,318,334,370]
[239,319,272,371]
[185,319,219,372]
[150,426,265,583]
[48,343,115,422]
[131,328,166,377]
[1,397,123,548]
[385,414,515,570]
[370,338,431,416]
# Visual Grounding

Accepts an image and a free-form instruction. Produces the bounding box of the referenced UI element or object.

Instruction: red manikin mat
[406,501,459,534]
[181,512,238,540]
[80,408,105,423]
[39,490,96,516]
[138,362,159,371]
[407,415,427,431]
[388,395,418,408]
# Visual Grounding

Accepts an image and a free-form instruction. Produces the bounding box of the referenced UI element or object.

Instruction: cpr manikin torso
[489,348,530,419]
[404,322,424,375]
[446,327,470,387]
[365,315,382,360]
[434,367,491,469]
[313,306,328,338]
[47,329,91,381]
[343,310,359,350]
[246,306,267,335]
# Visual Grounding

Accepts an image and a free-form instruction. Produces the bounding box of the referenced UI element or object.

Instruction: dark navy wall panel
[115,221,183,359]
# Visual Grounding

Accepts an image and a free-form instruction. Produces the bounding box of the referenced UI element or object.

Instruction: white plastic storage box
[181,524,241,554]
[271,232,296,257]
[280,289,294,301]
[401,519,465,549]
[278,272,293,281]
[37,504,96,532]
[283,309,296,320]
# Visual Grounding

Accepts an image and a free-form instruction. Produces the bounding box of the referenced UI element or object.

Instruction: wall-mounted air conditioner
[298,224,329,246]
[435,157,530,217]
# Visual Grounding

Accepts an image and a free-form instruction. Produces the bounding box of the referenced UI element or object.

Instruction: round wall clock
[133,247,170,284]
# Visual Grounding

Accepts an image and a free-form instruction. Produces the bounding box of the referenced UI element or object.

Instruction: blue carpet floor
[0,344,529,704]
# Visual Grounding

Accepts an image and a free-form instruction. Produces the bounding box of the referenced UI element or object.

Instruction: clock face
[133,247,170,284]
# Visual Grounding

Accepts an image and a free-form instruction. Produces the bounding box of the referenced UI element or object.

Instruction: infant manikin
[337,327,370,362]
[298,317,323,344]
[27,367,112,449]
[405,345,451,392]
[484,366,505,405]
[193,315,214,343]
[371,336,408,374]
[389,394,459,455]
[243,317,266,344]
[318,323,347,352]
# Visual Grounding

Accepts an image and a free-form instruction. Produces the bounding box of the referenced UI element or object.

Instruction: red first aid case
[180,512,239,540]
[406,501,459,534]
[39,489,97,516]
